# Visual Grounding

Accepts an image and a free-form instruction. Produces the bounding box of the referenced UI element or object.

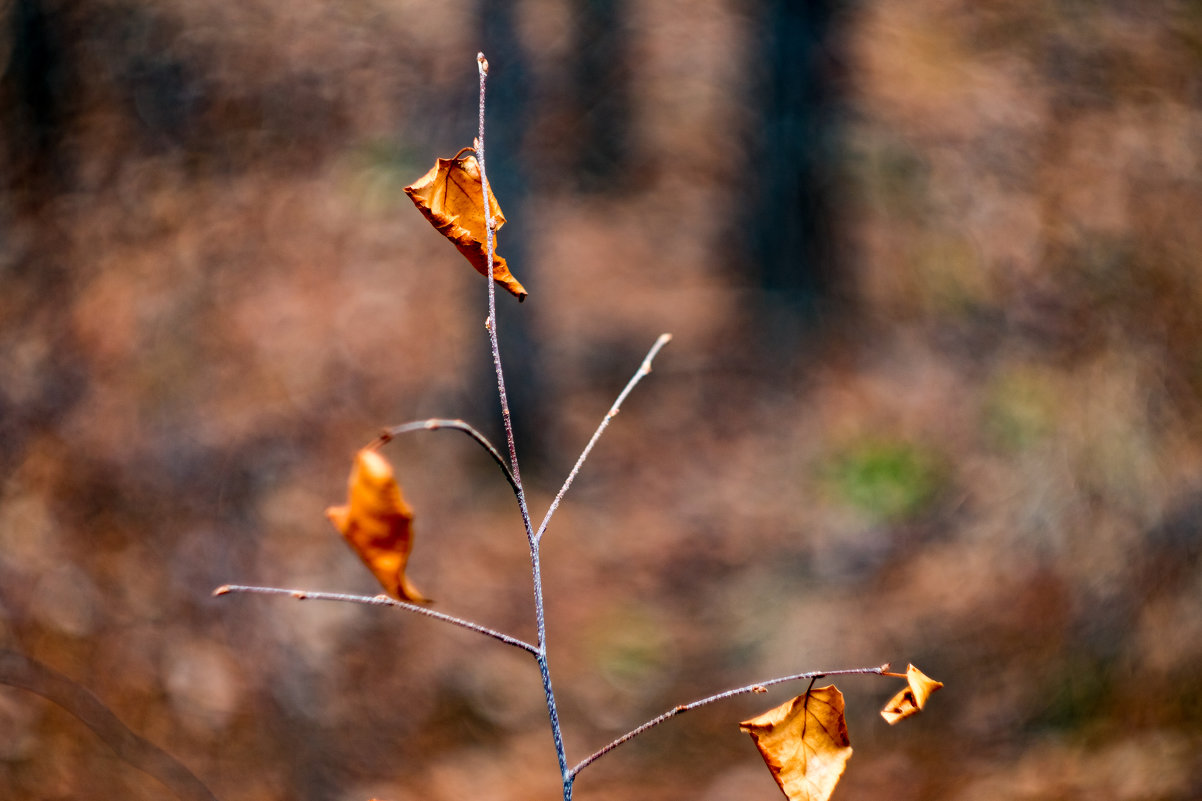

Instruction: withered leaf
[880,664,943,725]
[740,686,853,801]
[404,149,528,301]
[325,448,429,603]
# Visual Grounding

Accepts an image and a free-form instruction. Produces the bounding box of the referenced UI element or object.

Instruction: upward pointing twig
[475,52,528,523]
[475,52,572,799]
[535,333,672,545]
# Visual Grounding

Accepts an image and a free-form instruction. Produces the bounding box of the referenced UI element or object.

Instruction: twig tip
[477,53,489,74]
[212,585,231,596]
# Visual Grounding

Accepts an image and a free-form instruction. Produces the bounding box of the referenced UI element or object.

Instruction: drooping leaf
[403,149,528,301]
[325,448,429,603]
[740,686,853,801]
[880,664,943,724]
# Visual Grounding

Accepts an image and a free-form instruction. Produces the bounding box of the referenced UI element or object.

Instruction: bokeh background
[3,1,1202,799]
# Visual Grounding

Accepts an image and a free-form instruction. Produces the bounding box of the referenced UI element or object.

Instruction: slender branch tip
[212,585,230,596]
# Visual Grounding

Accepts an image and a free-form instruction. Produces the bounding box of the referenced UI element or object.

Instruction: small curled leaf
[880,664,943,724]
[325,448,429,603]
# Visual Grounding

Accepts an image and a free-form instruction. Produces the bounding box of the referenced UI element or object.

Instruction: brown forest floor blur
[3,2,1202,800]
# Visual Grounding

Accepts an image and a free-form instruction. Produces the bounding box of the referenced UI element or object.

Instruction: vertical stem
[475,64,522,496]
[533,544,572,799]
[477,52,572,800]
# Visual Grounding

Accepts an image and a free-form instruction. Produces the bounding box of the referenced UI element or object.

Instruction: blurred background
[3,1,1202,799]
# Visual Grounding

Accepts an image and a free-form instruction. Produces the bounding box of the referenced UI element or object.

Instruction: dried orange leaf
[325,448,429,603]
[740,686,853,801]
[880,664,943,725]
[403,150,527,301]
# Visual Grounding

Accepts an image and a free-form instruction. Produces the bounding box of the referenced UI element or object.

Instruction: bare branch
[535,333,672,545]
[476,52,571,795]
[569,664,890,778]
[377,418,518,497]
[213,584,538,656]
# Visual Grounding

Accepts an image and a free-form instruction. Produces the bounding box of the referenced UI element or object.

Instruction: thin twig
[535,333,672,545]
[568,664,890,778]
[476,54,524,504]
[475,54,537,544]
[476,52,572,798]
[377,418,519,497]
[213,584,538,655]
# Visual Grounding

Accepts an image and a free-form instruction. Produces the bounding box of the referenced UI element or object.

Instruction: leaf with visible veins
[404,149,527,301]
[740,686,853,801]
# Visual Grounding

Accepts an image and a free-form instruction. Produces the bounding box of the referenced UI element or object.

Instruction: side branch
[535,333,672,545]
[377,418,519,498]
[213,584,538,656]
[568,664,889,778]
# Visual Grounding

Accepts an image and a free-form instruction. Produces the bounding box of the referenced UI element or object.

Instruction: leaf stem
[212,584,539,655]
[535,333,672,545]
[568,664,890,779]
[377,418,518,497]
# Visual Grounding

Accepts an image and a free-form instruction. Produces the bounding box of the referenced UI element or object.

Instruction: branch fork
[215,52,899,801]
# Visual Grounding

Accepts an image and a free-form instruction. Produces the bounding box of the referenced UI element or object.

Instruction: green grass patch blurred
[823,438,945,524]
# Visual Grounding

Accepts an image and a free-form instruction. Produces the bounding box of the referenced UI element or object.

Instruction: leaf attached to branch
[325,448,429,603]
[404,149,528,301]
[740,686,853,801]
[880,664,943,724]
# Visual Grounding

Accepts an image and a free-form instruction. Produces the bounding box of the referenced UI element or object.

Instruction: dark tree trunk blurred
[733,0,848,360]
[571,0,633,193]
[479,0,547,472]
[3,0,76,205]
[475,0,636,476]
[0,0,88,477]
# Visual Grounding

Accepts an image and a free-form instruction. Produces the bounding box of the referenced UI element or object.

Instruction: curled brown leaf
[404,150,527,301]
[325,448,429,603]
[880,664,943,724]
